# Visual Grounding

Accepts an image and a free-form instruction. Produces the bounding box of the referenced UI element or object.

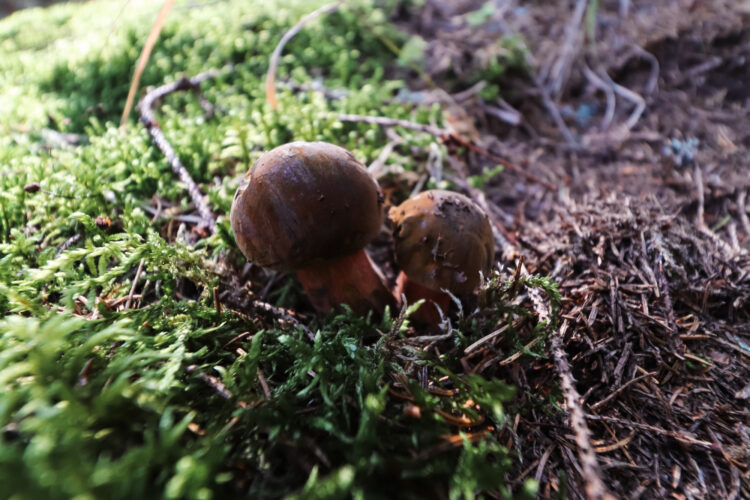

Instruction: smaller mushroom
[230,141,395,316]
[388,190,494,326]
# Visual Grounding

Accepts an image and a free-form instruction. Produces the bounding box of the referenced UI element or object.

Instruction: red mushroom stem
[394,271,451,326]
[296,249,396,315]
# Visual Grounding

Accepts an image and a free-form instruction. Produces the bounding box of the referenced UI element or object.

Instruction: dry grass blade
[120,0,175,128]
[265,2,341,110]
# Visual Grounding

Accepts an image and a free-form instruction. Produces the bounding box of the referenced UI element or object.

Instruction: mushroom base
[296,249,396,316]
[394,271,452,327]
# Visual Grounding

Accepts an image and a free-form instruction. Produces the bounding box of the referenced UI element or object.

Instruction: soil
[392,1,750,498]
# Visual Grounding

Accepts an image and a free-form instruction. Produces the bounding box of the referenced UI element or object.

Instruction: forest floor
[416,1,750,497]
[0,1,748,499]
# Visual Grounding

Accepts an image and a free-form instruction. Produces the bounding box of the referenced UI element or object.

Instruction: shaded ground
[391,1,750,497]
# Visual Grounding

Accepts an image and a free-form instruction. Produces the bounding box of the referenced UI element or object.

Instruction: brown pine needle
[120,0,175,128]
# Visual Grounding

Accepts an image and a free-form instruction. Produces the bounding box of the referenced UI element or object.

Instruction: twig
[265,2,341,109]
[550,321,614,500]
[125,258,146,309]
[139,69,224,234]
[367,137,403,178]
[481,99,522,126]
[120,0,175,127]
[213,286,222,315]
[654,256,684,355]
[695,163,706,229]
[337,113,446,137]
[535,444,555,483]
[464,324,509,354]
[605,74,646,133]
[738,189,750,236]
[187,365,233,399]
[55,234,83,257]
[628,44,659,94]
[339,114,553,191]
[582,64,616,130]
[538,83,579,147]
[585,415,732,457]
[545,0,588,97]
[589,371,655,410]
[499,336,541,366]
[450,80,488,102]
[251,300,315,342]
[257,368,272,398]
[444,133,557,191]
[277,79,350,100]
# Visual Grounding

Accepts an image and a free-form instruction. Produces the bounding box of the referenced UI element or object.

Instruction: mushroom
[230,141,395,315]
[388,190,494,325]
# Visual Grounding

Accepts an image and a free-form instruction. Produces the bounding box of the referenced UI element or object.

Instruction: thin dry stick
[139,69,222,234]
[251,300,315,342]
[120,0,175,128]
[585,415,731,455]
[339,113,555,191]
[610,79,646,132]
[550,320,614,500]
[494,14,578,146]
[589,371,655,410]
[446,133,557,191]
[582,64,616,130]
[545,0,588,96]
[265,2,341,109]
[628,44,660,94]
[738,189,750,236]
[338,113,446,137]
[695,164,706,229]
[464,324,509,354]
[125,258,146,309]
[598,67,646,133]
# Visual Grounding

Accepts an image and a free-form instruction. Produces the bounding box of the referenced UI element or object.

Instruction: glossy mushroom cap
[389,190,494,294]
[230,141,384,270]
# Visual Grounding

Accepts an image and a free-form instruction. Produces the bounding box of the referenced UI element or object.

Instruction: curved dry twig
[582,64,616,130]
[265,2,341,109]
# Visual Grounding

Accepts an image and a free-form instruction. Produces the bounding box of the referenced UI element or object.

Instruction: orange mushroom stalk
[389,190,494,326]
[230,141,395,316]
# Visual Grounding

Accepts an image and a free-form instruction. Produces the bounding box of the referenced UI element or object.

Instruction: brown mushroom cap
[230,141,384,270]
[389,190,494,294]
